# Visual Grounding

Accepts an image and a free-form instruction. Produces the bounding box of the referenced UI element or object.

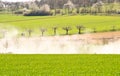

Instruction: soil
[37,31,120,44]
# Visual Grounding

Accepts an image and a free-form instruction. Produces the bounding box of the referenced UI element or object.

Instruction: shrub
[55,9,61,14]
[14,10,23,14]
[24,10,52,16]
[24,4,52,16]
[117,10,120,14]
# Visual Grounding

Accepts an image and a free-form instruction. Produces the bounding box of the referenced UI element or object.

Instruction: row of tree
[23,25,117,37]
[24,26,84,37]
[35,0,120,9]
[0,25,117,38]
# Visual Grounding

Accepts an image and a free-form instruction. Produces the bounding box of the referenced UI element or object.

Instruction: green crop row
[0,54,120,76]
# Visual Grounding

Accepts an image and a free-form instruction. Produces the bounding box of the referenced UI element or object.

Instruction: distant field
[0,14,120,36]
[0,54,120,76]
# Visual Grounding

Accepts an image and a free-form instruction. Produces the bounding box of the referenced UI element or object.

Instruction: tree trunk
[42,32,44,36]
[54,29,56,35]
[66,30,69,35]
[78,28,81,34]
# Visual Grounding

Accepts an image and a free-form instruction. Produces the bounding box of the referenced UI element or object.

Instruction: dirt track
[37,31,120,44]
[1,31,120,54]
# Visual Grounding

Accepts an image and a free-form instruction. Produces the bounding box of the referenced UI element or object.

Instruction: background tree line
[1,0,120,15]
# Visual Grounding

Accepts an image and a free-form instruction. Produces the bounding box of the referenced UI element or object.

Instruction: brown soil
[38,31,120,44]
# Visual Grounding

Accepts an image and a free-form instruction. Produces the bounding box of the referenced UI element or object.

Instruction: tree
[53,0,57,15]
[40,4,50,12]
[34,0,41,8]
[0,1,5,11]
[91,1,104,13]
[40,28,47,36]
[111,25,116,31]
[63,0,75,14]
[21,32,25,37]
[62,26,72,35]
[1,29,7,38]
[27,29,33,37]
[29,1,39,10]
[24,4,51,16]
[93,27,97,33]
[52,26,58,35]
[76,25,84,34]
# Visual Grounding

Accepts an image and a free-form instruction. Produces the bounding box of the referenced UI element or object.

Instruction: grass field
[0,14,120,36]
[0,54,120,76]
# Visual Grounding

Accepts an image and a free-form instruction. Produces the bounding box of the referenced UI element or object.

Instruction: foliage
[14,10,23,14]
[1,0,120,15]
[40,4,50,12]
[24,10,52,16]
[24,4,52,16]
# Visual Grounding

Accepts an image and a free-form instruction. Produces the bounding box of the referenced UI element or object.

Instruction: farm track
[0,31,120,54]
[17,31,120,44]
[29,31,120,40]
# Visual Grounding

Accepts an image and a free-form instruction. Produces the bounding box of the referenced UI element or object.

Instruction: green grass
[0,14,120,36]
[0,54,120,76]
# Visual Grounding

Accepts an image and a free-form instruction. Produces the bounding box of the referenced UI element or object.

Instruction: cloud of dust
[0,28,120,54]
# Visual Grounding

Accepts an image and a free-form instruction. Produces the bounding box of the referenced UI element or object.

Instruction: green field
[0,54,120,76]
[0,14,120,36]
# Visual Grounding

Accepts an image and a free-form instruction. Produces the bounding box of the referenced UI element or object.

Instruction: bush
[14,10,23,14]
[24,10,52,16]
[117,10,120,14]
[55,9,61,14]
[61,10,66,15]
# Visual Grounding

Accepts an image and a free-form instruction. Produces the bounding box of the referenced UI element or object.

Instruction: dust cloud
[0,28,120,54]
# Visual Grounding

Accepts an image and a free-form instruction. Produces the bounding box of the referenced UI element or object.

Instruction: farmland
[1,0,120,75]
[0,54,120,76]
[0,14,120,76]
[0,14,120,36]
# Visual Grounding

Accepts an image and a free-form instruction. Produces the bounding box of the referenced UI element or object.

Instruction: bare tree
[1,29,7,38]
[76,25,84,34]
[52,26,58,35]
[93,27,97,33]
[21,32,25,37]
[40,28,47,36]
[27,29,33,37]
[62,26,72,35]
[111,25,116,31]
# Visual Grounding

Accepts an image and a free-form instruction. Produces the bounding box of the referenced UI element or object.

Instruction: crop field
[0,14,120,36]
[0,54,120,76]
